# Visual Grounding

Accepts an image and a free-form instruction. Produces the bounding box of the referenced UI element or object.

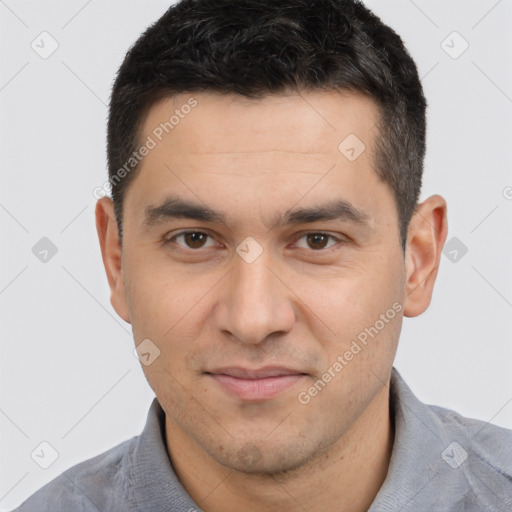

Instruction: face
[97,90,443,476]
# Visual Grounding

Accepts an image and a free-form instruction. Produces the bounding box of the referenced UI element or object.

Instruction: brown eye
[168,231,216,250]
[306,233,329,250]
[183,232,208,249]
[294,232,341,251]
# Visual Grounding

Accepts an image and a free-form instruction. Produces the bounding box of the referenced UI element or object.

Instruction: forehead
[139,90,379,159]
[123,90,395,235]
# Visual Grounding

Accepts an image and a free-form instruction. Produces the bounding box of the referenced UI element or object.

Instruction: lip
[205,366,307,401]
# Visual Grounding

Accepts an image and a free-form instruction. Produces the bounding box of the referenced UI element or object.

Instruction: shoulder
[430,402,512,477]
[427,403,512,510]
[383,368,512,511]
[11,437,138,512]
[392,368,512,477]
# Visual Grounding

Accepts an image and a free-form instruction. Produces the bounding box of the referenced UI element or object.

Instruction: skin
[96,90,448,511]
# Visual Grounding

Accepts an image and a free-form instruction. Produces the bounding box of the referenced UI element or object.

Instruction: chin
[206,437,321,476]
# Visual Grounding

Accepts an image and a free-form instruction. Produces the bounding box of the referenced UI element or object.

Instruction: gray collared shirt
[12,368,512,511]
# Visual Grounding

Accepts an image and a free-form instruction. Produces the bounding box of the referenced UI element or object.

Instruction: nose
[214,250,296,345]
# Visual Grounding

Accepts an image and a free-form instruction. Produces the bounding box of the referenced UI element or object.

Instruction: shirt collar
[369,367,455,511]
[122,398,200,511]
[123,367,496,511]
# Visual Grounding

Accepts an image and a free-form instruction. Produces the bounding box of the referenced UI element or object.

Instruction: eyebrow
[143,194,371,229]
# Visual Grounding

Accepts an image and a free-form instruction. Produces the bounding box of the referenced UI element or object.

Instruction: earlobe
[95,197,132,324]
[403,195,448,318]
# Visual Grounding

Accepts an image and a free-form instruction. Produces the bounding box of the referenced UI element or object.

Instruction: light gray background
[1,0,511,509]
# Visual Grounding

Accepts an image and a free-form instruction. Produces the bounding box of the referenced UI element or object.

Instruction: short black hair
[107,0,426,248]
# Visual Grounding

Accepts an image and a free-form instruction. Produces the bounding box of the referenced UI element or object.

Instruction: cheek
[124,257,203,343]
[293,252,404,402]
[124,258,230,386]
[301,255,403,338]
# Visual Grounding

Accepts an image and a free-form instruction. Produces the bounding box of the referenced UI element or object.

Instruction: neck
[165,382,394,512]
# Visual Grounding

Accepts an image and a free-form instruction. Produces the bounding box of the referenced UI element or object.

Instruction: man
[13,0,512,511]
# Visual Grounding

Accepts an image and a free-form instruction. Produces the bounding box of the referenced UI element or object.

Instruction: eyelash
[163,230,346,252]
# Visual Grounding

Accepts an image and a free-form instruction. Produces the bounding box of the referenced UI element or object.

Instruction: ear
[95,197,131,324]
[403,194,448,317]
